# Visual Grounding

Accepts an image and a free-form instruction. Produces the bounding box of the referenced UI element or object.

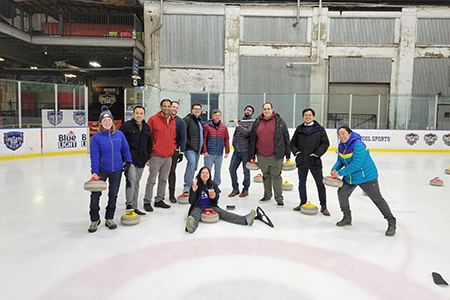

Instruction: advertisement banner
[42,109,87,127]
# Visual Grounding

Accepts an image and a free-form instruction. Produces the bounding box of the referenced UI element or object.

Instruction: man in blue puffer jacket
[331,126,396,236]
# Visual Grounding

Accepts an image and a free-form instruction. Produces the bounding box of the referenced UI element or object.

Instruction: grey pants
[189,205,247,233]
[125,164,144,209]
[338,179,394,219]
[144,156,172,204]
[257,154,284,201]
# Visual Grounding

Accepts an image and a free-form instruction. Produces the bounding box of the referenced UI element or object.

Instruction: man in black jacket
[179,102,204,198]
[290,108,330,215]
[120,105,153,215]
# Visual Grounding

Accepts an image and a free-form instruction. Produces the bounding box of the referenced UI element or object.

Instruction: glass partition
[21,81,55,128]
[0,80,19,129]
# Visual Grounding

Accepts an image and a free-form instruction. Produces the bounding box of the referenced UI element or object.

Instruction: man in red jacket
[143,99,176,211]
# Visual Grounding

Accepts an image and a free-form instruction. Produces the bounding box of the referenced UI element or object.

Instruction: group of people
[88,101,396,237]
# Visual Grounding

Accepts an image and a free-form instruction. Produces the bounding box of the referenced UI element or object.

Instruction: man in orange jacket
[143,99,176,211]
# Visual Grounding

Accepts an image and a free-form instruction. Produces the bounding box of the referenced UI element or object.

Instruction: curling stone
[120,211,140,226]
[246,160,260,171]
[430,177,444,186]
[323,176,343,188]
[445,167,450,175]
[282,181,294,191]
[201,208,219,223]
[177,193,189,204]
[282,161,296,171]
[300,202,318,215]
[254,173,263,182]
[84,177,107,192]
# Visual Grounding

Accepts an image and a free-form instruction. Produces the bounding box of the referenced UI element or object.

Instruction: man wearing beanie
[143,99,176,211]
[228,104,255,198]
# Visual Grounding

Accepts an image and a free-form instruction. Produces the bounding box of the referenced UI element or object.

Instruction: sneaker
[126,204,133,212]
[105,219,117,229]
[154,200,171,209]
[134,209,147,216]
[276,200,284,208]
[186,216,195,233]
[144,202,153,212]
[239,190,249,197]
[245,209,256,226]
[228,190,239,197]
[321,206,331,216]
[88,220,100,233]
[169,194,177,203]
[259,197,270,203]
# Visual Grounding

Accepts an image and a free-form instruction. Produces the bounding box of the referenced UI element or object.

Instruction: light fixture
[64,74,77,78]
[89,61,101,67]
[0,58,4,61]
[30,66,38,69]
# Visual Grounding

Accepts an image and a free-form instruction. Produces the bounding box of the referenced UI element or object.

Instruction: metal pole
[405,95,409,130]
[293,93,296,127]
[434,94,438,130]
[349,94,352,128]
[55,84,58,127]
[377,94,381,129]
[84,86,88,121]
[73,87,76,109]
[18,81,22,128]
[321,93,324,125]
[124,88,127,120]
[207,92,210,120]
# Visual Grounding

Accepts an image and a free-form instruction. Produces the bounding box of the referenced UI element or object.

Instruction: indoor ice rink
[1,150,449,299]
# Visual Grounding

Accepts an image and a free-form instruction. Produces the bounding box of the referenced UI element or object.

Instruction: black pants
[89,170,122,221]
[168,149,179,195]
[297,167,326,206]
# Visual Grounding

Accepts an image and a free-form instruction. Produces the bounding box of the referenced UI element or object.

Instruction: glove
[177,153,184,163]
[125,177,131,189]
[122,162,131,174]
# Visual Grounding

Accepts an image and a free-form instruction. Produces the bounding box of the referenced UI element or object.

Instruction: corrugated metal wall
[412,58,450,94]
[243,16,308,43]
[417,18,450,45]
[239,56,310,93]
[161,14,225,66]
[329,58,391,83]
[329,18,395,44]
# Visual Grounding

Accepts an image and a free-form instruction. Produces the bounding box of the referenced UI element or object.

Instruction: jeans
[188,205,246,233]
[229,151,250,191]
[183,150,201,192]
[297,167,326,206]
[89,170,122,222]
[203,154,224,186]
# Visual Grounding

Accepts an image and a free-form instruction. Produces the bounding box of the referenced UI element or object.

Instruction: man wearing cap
[143,99,176,211]
[228,105,255,198]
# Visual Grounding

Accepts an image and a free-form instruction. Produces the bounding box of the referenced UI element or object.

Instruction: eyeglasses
[192,108,201,111]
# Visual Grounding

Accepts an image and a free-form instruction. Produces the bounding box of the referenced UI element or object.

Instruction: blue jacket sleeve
[337,143,366,176]
[90,134,100,174]
[179,119,187,153]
